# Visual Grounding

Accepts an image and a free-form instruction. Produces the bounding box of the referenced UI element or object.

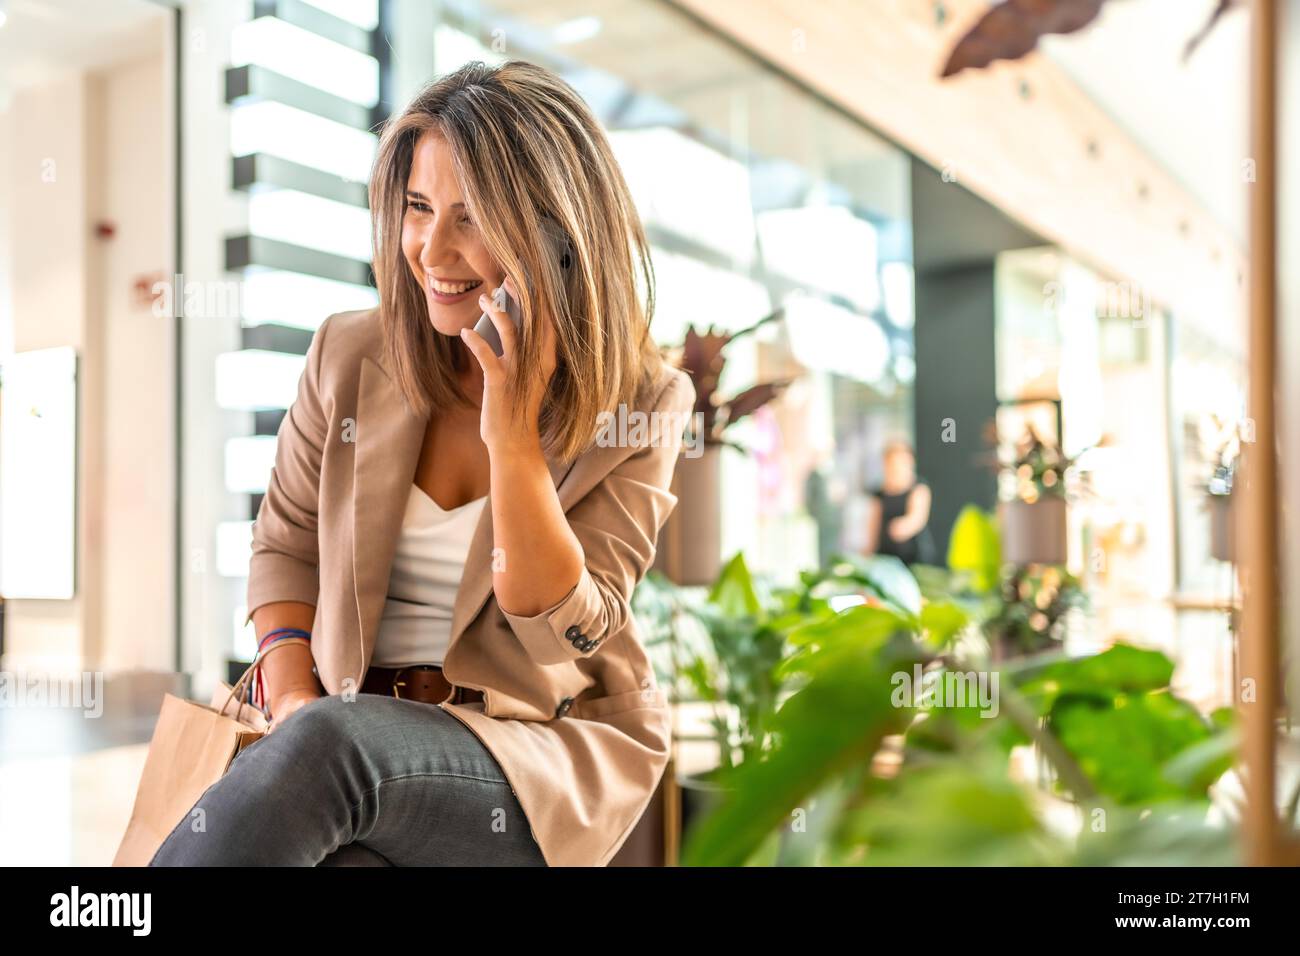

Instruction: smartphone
[472,217,573,357]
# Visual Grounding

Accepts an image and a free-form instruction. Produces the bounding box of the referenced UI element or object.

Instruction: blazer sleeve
[499,369,696,665]
[245,315,334,621]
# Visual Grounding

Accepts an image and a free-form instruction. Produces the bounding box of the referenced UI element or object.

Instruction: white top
[370,484,488,668]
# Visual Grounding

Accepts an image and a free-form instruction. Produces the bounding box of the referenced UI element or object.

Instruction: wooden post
[1242,0,1281,867]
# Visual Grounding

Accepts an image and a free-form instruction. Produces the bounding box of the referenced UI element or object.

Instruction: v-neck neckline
[411,483,487,515]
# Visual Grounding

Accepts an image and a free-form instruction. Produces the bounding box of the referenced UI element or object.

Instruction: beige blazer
[247,307,694,867]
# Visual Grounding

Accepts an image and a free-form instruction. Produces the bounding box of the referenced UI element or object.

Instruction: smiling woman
[371,60,663,464]
[148,59,695,868]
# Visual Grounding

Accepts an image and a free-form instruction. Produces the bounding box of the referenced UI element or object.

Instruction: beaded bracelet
[251,628,312,714]
[258,626,311,653]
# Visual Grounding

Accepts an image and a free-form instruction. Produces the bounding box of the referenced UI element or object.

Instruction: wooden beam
[1242,0,1282,868]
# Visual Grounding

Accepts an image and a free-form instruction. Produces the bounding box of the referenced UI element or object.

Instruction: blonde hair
[369,59,662,462]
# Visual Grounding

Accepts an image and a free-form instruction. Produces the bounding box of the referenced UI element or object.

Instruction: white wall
[88,47,175,672]
[1,18,174,674]
[3,71,93,671]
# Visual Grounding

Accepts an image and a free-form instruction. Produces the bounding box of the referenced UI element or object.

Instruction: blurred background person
[863,439,935,567]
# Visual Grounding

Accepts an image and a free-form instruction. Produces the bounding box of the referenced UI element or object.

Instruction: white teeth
[429,277,482,295]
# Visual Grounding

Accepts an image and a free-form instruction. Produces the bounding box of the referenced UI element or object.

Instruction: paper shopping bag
[111,678,267,866]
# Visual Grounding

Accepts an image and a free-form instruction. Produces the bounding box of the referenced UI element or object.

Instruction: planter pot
[679,765,830,864]
[999,497,1068,566]
[653,444,722,586]
[678,766,732,844]
[1207,493,1234,563]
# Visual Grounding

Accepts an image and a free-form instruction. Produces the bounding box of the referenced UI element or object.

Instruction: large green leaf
[903,669,1030,757]
[838,755,1065,866]
[1160,725,1237,794]
[947,505,1001,594]
[707,551,762,618]
[1049,691,1215,804]
[919,600,969,649]
[680,631,924,866]
[779,604,916,681]
[1017,643,1176,714]
[825,553,922,618]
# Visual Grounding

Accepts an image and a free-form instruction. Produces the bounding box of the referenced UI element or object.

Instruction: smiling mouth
[427,277,483,296]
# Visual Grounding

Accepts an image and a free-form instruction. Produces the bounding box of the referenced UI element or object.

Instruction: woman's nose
[418,222,456,270]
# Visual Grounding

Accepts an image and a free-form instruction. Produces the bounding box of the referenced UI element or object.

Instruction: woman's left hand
[460,275,558,455]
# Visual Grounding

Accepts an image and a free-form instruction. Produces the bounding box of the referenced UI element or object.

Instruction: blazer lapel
[351,356,426,677]
[351,351,579,671]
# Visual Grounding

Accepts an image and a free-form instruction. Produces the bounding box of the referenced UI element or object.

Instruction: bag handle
[217,638,312,719]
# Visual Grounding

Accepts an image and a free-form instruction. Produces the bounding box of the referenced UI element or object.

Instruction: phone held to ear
[472,217,573,358]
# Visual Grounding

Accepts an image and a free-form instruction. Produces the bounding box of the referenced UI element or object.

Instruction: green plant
[985,565,1088,656]
[634,549,948,775]
[678,553,1242,867]
[636,553,816,772]
[1015,645,1237,806]
[921,505,1087,658]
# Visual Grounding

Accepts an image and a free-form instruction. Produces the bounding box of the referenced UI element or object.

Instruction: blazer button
[555,696,574,718]
[565,625,583,644]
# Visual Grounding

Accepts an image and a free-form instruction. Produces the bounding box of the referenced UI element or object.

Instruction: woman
[864,439,936,567]
[150,60,694,867]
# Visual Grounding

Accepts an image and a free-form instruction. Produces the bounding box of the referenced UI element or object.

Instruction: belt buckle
[391,664,444,703]
[390,665,427,701]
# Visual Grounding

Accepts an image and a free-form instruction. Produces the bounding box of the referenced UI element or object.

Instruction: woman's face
[401,130,502,338]
[884,448,915,486]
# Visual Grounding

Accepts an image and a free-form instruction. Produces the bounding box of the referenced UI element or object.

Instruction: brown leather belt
[360,664,484,706]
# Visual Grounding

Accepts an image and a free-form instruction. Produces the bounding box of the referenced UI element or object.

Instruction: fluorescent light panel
[232,16,379,106]
[216,521,255,578]
[241,271,377,329]
[248,188,373,262]
[224,436,278,494]
[230,101,377,183]
[215,349,307,410]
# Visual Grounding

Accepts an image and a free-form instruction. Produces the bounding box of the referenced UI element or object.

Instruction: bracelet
[250,635,312,715]
[257,626,311,653]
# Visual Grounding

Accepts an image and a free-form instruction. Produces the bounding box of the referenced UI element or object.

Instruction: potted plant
[997,425,1079,566]
[653,309,792,586]
[637,548,911,849]
[660,553,795,837]
[921,504,1086,662]
[983,565,1087,660]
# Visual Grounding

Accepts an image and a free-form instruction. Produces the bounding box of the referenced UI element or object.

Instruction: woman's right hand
[266,688,322,734]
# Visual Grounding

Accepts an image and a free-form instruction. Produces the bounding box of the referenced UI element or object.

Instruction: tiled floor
[0,670,176,866]
[0,743,148,866]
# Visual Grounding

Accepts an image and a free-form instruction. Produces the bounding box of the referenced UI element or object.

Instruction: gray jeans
[148,692,547,866]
